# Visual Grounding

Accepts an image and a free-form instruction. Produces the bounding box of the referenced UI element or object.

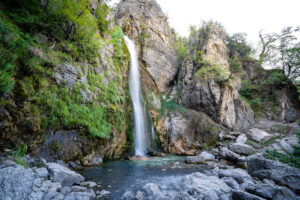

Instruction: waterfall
[124,36,147,156]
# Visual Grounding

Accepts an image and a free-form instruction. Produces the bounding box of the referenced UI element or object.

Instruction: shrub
[263,69,290,87]
[194,64,228,83]
[239,80,258,98]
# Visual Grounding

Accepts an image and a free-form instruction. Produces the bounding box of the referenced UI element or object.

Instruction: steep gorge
[0,0,299,163]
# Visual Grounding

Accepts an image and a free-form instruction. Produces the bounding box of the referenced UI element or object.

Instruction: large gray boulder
[47,162,84,187]
[0,162,35,200]
[185,151,215,164]
[247,128,273,143]
[248,155,300,194]
[219,147,239,161]
[218,168,253,184]
[141,183,162,200]
[229,143,255,155]
[180,172,231,199]
[246,182,298,200]
[232,190,265,200]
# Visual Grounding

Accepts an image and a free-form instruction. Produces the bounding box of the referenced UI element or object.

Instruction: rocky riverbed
[1,120,300,200]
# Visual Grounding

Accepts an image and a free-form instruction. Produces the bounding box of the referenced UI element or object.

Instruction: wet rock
[247,128,273,143]
[96,190,111,200]
[218,168,253,184]
[47,162,84,187]
[129,155,150,161]
[80,181,97,188]
[229,143,255,155]
[81,152,103,167]
[0,162,35,200]
[121,191,135,200]
[232,190,265,200]
[236,134,248,144]
[185,151,215,164]
[248,155,300,194]
[35,167,49,178]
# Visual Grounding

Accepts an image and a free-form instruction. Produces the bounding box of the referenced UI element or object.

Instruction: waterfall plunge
[124,36,147,156]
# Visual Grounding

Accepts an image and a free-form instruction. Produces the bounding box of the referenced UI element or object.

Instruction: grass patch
[264,130,300,169]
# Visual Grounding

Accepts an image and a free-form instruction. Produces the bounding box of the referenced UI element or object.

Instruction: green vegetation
[158,95,185,123]
[0,1,131,139]
[12,144,28,168]
[263,69,290,87]
[194,64,228,83]
[264,130,300,168]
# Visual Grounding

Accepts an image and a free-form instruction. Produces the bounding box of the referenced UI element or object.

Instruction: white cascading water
[124,36,146,156]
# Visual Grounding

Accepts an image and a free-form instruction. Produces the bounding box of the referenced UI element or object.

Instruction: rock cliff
[115,0,178,93]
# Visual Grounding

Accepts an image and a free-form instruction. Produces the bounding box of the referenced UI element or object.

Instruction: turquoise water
[80,156,209,199]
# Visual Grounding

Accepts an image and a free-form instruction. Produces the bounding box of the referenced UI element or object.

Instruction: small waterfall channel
[124,36,149,156]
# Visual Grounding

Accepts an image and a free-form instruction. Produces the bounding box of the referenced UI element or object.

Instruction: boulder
[64,191,96,200]
[0,163,35,200]
[121,191,135,200]
[47,162,84,187]
[180,172,231,199]
[96,190,111,200]
[246,182,298,200]
[34,167,49,178]
[236,134,248,144]
[232,190,266,200]
[185,156,204,164]
[221,177,240,190]
[141,183,162,199]
[248,155,300,194]
[80,181,97,188]
[229,143,255,155]
[219,147,239,161]
[218,168,253,184]
[185,151,215,164]
[247,128,273,143]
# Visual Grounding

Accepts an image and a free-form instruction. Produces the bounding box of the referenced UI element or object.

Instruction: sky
[109,0,300,47]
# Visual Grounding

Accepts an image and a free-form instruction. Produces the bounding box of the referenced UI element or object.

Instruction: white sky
[109,0,300,46]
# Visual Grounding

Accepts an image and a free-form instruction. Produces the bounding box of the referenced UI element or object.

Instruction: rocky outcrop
[115,0,178,93]
[156,109,221,155]
[177,25,254,129]
[0,158,98,200]
[248,155,300,195]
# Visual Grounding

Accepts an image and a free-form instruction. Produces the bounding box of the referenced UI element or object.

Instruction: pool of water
[79,155,209,199]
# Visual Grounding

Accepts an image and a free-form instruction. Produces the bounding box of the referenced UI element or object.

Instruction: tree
[258,26,299,65]
[259,27,300,81]
[226,33,252,59]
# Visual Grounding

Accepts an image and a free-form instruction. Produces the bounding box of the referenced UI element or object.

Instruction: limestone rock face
[156,109,220,155]
[115,0,178,92]
[177,26,254,129]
